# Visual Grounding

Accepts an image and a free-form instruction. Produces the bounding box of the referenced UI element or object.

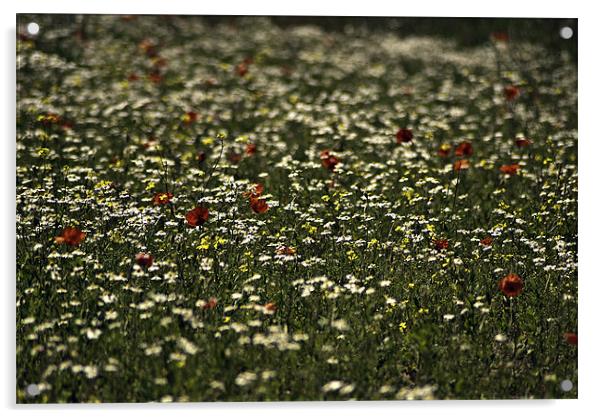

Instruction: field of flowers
[16,15,577,402]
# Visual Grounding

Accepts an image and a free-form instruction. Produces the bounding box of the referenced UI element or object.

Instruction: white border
[3,1,599,417]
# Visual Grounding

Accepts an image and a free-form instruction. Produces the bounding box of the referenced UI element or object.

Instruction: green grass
[16,15,577,402]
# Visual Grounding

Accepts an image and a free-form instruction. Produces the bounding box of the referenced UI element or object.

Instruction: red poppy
[202,297,218,310]
[127,73,140,82]
[142,139,157,150]
[182,111,197,125]
[39,113,61,126]
[276,245,297,255]
[144,46,159,58]
[480,236,494,246]
[455,141,473,157]
[236,63,248,77]
[245,143,257,156]
[434,239,449,251]
[55,227,86,246]
[152,192,173,205]
[491,32,509,42]
[135,252,154,268]
[243,183,265,199]
[252,183,265,196]
[320,150,340,171]
[196,151,206,163]
[453,159,470,171]
[250,196,269,214]
[264,302,277,313]
[437,144,451,158]
[498,273,524,297]
[227,152,242,164]
[563,332,578,346]
[186,206,209,228]
[396,128,413,144]
[148,71,162,84]
[515,138,533,148]
[139,39,158,58]
[504,85,520,101]
[500,164,520,175]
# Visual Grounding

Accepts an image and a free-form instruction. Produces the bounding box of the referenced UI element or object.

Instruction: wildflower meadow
[16,15,577,402]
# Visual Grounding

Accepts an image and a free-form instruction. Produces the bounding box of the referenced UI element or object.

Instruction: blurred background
[17,15,577,63]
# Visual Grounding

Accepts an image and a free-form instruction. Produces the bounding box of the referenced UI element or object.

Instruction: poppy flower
[320,150,340,171]
[38,113,61,126]
[276,245,297,255]
[227,152,242,164]
[139,39,158,58]
[142,139,157,150]
[135,252,153,268]
[252,183,265,196]
[264,302,277,313]
[453,159,470,171]
[60,120,74,131]
[182,111,197,125]
[500,163,520,175]
[515,138,533,148]
[396,128,413,144]
[186,206,209,228]
[563,332,577,346]
[480,236,494,246]
[437,144,451,157]
[504,85,520,101]
[491,32,509,42]
[152,192,173,205]
[127,73,140,82]
[196,151,206,163]
[498,273,524,297]
[202,297,218,310]
[245,143,257,156]
[243,183,265,202]
[144,46,159,59]
[250,196,269,214]
[148,71,162,84]
[55,227,86,246]
[455,141,473,157]
[236,63,249,77]
[434,239,449,251]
